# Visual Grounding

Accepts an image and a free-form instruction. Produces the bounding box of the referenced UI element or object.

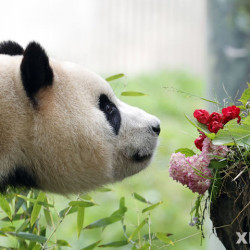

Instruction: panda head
[0,41,160,194]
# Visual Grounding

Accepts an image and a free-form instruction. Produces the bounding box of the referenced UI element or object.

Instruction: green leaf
[30,192,46,227]
[81,240,101,250]
[212,117,250,146]
[77,207,85,238]
[0,226,15,233]
[128,218,148,242]
[8,232,47,243]
[175,148,196,157]
[28,241,36,249]
[142,201,163,213]
[17,195,53,208]
[238,85,250,106]
[121,91,148,97]
[143,233,158,241]
[156,232,174,245]
[119,197,125,209]
[132,192,151,204]
[99,240,128,247]
[43,208,52,227]
[43,196,52,227]
[59,206,78,218]
[84,215,122,229]
[208,159,227,169]
[190,195,203,218]
[209,169,222,203]
[32,245,42,250]
[69,200,96,207]
[80,194,93,200]
[141,243,151,249]
[15,196,25,213]
[111,207,127,217]
[56,239,71,247]
[96,187,113,192]
[2,213,24,221]
[16,219,29,233]
[106,74,125,82]
[0,195,12,221]
[185,114,215,139]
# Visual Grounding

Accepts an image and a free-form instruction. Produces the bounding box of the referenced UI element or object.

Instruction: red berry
[208,121,223,133]
[222,105,241,124]
[193,109,210,125]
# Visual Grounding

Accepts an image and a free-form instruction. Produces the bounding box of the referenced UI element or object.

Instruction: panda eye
[99,94,121,135]
[105,104,115,114]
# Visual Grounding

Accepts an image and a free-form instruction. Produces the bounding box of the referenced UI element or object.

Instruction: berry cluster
[194,105,241,151]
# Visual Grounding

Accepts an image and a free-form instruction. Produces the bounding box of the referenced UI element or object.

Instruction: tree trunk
[210,166,250,250]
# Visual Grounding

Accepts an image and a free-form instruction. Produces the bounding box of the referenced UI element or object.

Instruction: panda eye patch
[99,94,121,135]
[105,104,115,114]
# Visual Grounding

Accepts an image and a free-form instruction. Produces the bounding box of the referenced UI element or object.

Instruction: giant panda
[0,41,160,194]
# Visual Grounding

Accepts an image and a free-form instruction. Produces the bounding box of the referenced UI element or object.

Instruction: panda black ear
[0,41,24,56]
[21,42,53,105]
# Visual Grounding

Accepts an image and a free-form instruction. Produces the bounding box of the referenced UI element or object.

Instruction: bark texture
[210,168,250,250]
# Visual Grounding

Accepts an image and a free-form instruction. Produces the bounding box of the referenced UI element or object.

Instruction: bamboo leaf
[0,226,15,233]
[43,196,52,227]
[32,245,41,250]
[156,232,174,245]
[17,195,53,208]
[15,196,25,213]
[106,74,125,82]
[132,192,151,204]
[121,91,148,97]
[0,195,12,221]
[111,207,127,217]
[30,192,46,227]
[8,232,47,243]
[69,200,96,207]
[96,187,113,192]
[141,243,151,249]
[81,240,101,250]
[59,206,78,218]
[56,239,71,247]
[77,207,85,238]
[128,218,148,242]
[142,201,163,213]
[119,197,125,209]
[84,215,122,229]
[99,240,128,247]
[16,219,29,233]
[43,208,52,227]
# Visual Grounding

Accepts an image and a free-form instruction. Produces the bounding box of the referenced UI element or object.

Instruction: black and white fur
[0,41,160,194]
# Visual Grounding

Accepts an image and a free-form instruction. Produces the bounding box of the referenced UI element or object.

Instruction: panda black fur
[0,41,160,194]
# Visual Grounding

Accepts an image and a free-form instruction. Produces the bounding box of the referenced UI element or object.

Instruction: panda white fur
[0,41,160,194]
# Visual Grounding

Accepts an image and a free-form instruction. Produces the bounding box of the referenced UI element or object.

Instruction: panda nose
[152,124,161,136]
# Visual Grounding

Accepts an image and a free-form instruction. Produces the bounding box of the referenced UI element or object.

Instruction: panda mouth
[132,152,152,163]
